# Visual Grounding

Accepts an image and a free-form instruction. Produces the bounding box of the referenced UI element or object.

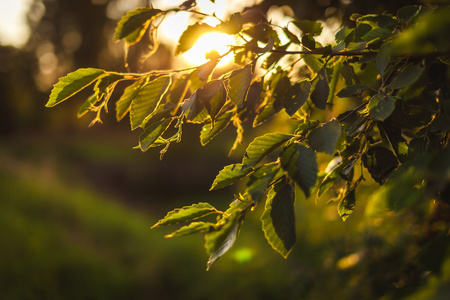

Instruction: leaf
[151,203,219,228]
[199,80,227,121]
[261,179,296,258]
[254,75,290,126]
[362,146,398,184]
[205,213,241,270]
[391,65,424,89]
[368,94,395,121]
[166,74,190,105]
[242,133,293,169]
[130,76,171,130]
[47,68,105,107]
[336,84,370,98]
[310,68,329,110]
[361,27,392,43]
[228,65,252,107]
[200,111,233,146]
[283,80,311,116]
[141,102,177,128]
[181,89,209,123]
[307,119,342,155]
[78,94,99,118]
[116,78,146,121]
[376,44,392,76]
[303,54,324,73]
[280,143,318,198]
[338,189,356,221]
[317,159,349,198]
[139,118,173,151]
[197,59,219,82]
[165,222,214,238]
[246,162,281,203]
[176,23,215,55]
[210,163,252,190]
[293,20,323,36]
[114,8,163,44]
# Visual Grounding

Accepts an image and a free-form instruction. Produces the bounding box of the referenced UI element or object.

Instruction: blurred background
[1,0,449,299]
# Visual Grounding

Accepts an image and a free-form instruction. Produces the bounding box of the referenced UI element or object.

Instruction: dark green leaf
[310,68,329,110]
[151,202,220,228]
[139,118,173,151]
[293,20,323,36]
[397,5,421,22]
[47,68,105,107]
[210,163,252,190]
[176,23,215,55]
[246,162,281,203]
[114,8,163,44]
[308,119,341,155]
[283,80,311,116]
[336,84,370,98]
[368,94,395,121]
[280,143,318,197]
[362,146,398,184]
[130,76,171,130]
[376,44,392,76]
[165,222,214,238]
[181,89,209,123]
[261,179,296,258]
[199,80,227,121]
[116,78,146,121]
[390,65,424,89]
[242,133,293,169]
[338,189,356,221]
[200,111,233,146]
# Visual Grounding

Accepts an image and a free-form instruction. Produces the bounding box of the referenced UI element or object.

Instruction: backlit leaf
[116,78,146,121]
[242,133,293,169]
[228,65,252,107]
[210,163,252,190]
[261,179,296,258]
[47,68,105,107]
[165,222,214,238]
[280,143,318,197]
[152,202,220,228]
[310,68,329,110]
[139,118,173,151]
[293,20,323,36]
[200,80,227,121]
[176,23,215,55]
[200,111,233,146]
[338,188,356,221]
[114,8,163,44]
[246,162,281,203]
[130,76,171,130]
[78,94,99,118]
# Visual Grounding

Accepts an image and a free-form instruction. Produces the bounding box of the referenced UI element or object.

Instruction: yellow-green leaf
[151,202,219,228]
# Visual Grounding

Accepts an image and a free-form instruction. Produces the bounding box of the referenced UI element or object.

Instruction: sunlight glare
[181,32,235,67]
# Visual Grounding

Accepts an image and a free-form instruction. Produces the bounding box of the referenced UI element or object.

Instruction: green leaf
[303,54,324,73]
[317,158,348,198]
[205,213,242,270]
[139,118,173,151]
[242,133,293,169]
[293,20,323,36]
[336,84,370,98]
[376,44,392,76]
[280,143,318,198]
[361,27,392,43]
[165,222,214,238]
[130,76,171,130]
[338,189,356,221]
[94,73,125,95]
[116,78,146,121]
[47,68,105,107]
[151,203,219,228]
[114,8,163,44]
[78,94,99,118]
[356,14,397,29]
[246,162,281,203]
[261,179,296,258]
[307,119,341,155]
[310,68,329,110]
[368,94,395,121]
[181,89,209,124]
[228,65,252,107]
[254,75,290,126]
[176,23,215,55]
[390,65,424,89]
[210,163,252,190]
[283,80,311,116]
[166,74,190,105]
[200,111,233,146]
[141,102,177,128]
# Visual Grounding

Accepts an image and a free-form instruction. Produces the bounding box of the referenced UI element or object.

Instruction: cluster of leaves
[46,2,450,269]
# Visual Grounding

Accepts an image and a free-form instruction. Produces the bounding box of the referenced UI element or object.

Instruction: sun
[181,32,236,67]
